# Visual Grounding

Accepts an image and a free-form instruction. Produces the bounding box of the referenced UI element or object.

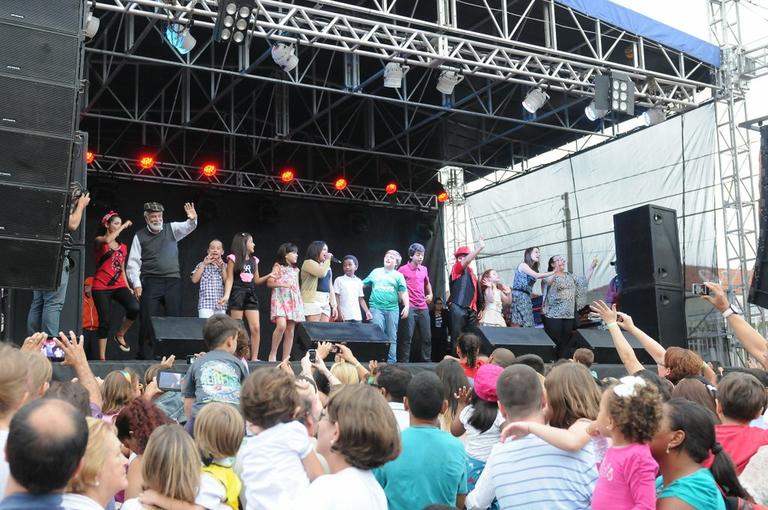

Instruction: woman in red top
[92,211,140,360]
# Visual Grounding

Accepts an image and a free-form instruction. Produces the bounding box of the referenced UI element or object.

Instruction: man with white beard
[126,201,198,359]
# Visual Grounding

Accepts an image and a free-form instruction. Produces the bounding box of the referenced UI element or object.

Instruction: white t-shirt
[120,499,145,510]
[195,470,231,510]
[333,275,364,321]
[292,467,387,510]
[235,421,313,510]
[62,494,104,510]
[459,405,504,461]
[388,402,410,432]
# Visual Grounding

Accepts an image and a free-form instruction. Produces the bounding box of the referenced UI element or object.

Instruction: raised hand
[589,300,618,324]
[21,332,47,353]
[616,312,635,331]
[702,282,730,312]
[454,385,471,405]
[54,331,88,368]
[184,202,197,220]
[160,354,176,369]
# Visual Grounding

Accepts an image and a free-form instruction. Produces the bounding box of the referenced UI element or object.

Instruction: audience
[434,358,469,432]
[0,399,88,510]
[374,371,467,510]
[488,347,515,368]
[0,345,31,502]
[101,370,140,423]
[465,365,597,510]
[374,364,412,431]
[572,347,598,379]
[671,377,719,419]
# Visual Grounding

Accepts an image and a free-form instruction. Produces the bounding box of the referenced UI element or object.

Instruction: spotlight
[280,168,295,183]
[214,0,254,44]
[437,190,449,203]
[202,163,217,177]
[609,71,635,115]
[271,42,299,72]
[334,178,348,191]
[385,182,398,195]
[165,23,196,55]
[436,70,464,95]
[85,151,95,165]
[584,101,608,121]
[642,107,665,126]
[84,13,100,39]
[522,88,549,114]
[384,63,408,89]
[138,155,155,170]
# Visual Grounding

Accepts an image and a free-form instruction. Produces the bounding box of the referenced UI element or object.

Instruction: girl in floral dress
[268,243,305,361]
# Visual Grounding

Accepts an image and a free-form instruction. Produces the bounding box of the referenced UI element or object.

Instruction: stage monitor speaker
[0,238,63,289]
[749,126,768,308]
[475,326,556,362]
[0,1,85,35]
[151,317,207,359]
[573,328,655,365]
[614,205,683,290]
[297,322,390,362]
[620,285,687,349]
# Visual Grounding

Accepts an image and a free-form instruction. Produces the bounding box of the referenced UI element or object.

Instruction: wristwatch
[722,305,740,318]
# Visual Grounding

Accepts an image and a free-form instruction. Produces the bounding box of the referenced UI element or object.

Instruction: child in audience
[451,364,504,498]
[573,347,598,379]
[589,376,662,510]
[488,347,515,368]
[333,255,372,322]
[363,250,409,363]
[21,350,52,399]
[182,315,249,434]
[267,243,304,362]
[191,239,227,319]
[374,371,467,510]
[452,333,486,380]
[435,359,470,432]
[236,368,324,509]
[122,424,201,510]
[143,362,186,424]
[101,369,141,423]
[293,385,400,509]
[0,345,31,501]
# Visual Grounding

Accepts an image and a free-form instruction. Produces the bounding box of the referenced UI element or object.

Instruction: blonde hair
[385,249,402,266]
[194,403,244,462]
[142,424,200,503]
[21,351,52,396]
[68,418,121,494]
[101,371,136,415]
[330,361,359,385]
[0,344,28,417]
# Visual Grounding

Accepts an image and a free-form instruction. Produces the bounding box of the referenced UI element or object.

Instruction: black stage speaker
[297,322,390,362]
[475,326,556,362]
[573,328,655,365]
[152,317,207,359]
[749,126,768,308]
[614,205,683,289]
[619,286,687,348]
[0,1,85,290]
[58,247,85,336]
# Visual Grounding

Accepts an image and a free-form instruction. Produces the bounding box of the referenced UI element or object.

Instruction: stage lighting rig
[384,62,408,89]
[214,0,255,44]
[271,42,299,72]
[84,11,100,39]
[642,107,665,126]
[609,71,635,116]
[522,87,549,114]
[436,70,463,95]
[165,23,196,55]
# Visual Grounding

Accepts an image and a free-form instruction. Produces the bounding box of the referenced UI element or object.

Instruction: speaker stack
[613,205,687,348]
[0,1,87,290]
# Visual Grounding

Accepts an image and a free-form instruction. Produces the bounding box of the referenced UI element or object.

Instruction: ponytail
[709,442,750,500]
[457,333,481,369]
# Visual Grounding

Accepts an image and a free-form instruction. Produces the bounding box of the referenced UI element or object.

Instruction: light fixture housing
[383,62,408,89]
[584,101,608,121]
[271,42,299,72]
[84,13,100,39]
[522,88,549,114]
[436,70,464,95]
[609,71,635,115]
[334,178,348,191]
[385,182,398,195]
[165,23,196,55]
[202,163,217,177]
[642,107,665,126]
[214,0,254,44]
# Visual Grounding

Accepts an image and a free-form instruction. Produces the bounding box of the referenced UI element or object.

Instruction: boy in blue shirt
[374,371,467,510]
[363,250,409,363]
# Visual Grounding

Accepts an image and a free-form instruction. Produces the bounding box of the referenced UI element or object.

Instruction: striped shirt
[465,434,597,510]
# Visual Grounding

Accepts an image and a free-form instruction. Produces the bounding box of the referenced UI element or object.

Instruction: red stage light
[139,155,155,170]
[334,178,348,191]
[202,163,217,177]
[280,168,295,183]
[85,151,95,164]
[437,191,449,203]
[385,182,398,195]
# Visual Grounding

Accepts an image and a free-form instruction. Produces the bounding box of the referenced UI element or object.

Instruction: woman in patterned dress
[509,247,554,328]
[267,243,305,361]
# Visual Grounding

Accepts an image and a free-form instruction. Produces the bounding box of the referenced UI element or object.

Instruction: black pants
[138,276,182,360]
[543,316,577,360]
[399,308,431,362]
[448,303,478,352]
[92,287,140,338]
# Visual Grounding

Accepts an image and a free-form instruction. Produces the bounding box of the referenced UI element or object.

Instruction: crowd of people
[2,279,768,509]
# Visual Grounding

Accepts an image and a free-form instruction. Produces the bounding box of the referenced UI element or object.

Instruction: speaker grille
[0,237,62,289]
[0,75,78,137]
[0,184,66,239]
[0,0,84,35]
[0,129,73,188]
[0,22,80,85]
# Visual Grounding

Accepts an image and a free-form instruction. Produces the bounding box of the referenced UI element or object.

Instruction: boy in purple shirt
[398,243,433,362]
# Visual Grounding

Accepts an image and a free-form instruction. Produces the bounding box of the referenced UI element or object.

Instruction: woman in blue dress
[509,247,554,328]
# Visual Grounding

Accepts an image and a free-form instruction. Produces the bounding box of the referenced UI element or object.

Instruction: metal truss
[709,0,765,362]
[87,154,438,210]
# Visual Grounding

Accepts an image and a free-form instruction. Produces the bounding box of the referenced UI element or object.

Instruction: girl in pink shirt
[589,375,663,510]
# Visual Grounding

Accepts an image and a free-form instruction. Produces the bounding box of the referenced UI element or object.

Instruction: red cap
[454,246,471,257]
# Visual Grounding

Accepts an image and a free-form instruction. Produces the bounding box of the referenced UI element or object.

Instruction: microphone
[331,257,342,263]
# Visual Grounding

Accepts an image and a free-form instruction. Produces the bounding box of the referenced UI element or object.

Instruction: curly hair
[546,363,601,428]
[114,398,170,454]
[664,347,703,384]
[241,368,299,429]
[327,385,400,469]
[606,382,662,443]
